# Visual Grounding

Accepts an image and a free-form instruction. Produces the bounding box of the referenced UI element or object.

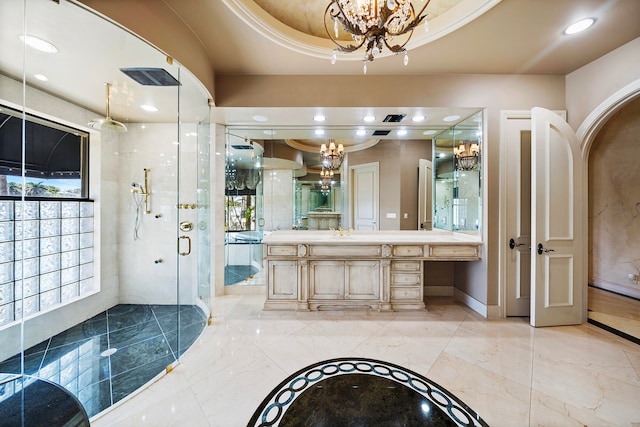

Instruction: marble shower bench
[262,230,482,311]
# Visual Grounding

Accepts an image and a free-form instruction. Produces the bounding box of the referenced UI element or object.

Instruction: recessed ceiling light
[141,104,158,112]
[356,128,367,136]
[443,115,460,122]
[19,35,58,53]
[422,130,437,135]
[563,18,596,35]
[412,115,425,122]
[263,130,276,136]
[253,115,268,122]
[363,115,376,122]
[34,74,48,81]
[314,114,326,122]
[397,129,408,136]
[315,129,325,136]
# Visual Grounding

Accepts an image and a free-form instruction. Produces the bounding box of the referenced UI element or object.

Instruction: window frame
[0,105,90,200]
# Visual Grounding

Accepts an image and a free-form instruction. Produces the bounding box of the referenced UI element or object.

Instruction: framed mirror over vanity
[252,110,484,311]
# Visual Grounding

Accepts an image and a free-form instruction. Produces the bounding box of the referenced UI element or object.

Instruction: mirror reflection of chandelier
[325,0,431,73]
[320,139,345,170]
[320,167,335,178]
[453,141,480,171]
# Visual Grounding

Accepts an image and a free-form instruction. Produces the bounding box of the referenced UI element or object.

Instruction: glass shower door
[0,0,211,419]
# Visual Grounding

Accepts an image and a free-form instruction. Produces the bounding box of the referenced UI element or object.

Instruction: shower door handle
[178,235,191,256]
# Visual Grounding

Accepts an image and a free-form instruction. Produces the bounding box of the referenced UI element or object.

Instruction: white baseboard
[590,278,640,300]
[454,288,486,317]
[424,286,454,296]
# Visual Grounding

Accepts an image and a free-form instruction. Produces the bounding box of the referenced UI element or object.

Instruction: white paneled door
[504,114,532,317]
[530,107,585,327]
[350,162,379,231]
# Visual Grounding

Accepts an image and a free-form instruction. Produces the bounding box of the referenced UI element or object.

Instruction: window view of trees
[0,106,87,199]
[225,195,255,231]
[0,176,82,198]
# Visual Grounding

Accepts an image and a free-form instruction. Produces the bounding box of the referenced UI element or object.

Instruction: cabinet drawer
[391,287,421,300]
[428,245,479,259]
[391,261,421,272]
[392,272,421,286]
[393,245,423,257]
[267,245,297,256]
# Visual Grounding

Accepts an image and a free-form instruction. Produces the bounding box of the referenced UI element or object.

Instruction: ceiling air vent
[372,130,391,136]
[230,145,254,150]
[120,68,181,86]
[382,114,406,122]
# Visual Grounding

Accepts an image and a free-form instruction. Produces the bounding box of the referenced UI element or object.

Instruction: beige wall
[566,37,640,131]
[588,96,640,299]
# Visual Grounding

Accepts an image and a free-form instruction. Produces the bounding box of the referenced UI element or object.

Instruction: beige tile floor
[92,293,640,427]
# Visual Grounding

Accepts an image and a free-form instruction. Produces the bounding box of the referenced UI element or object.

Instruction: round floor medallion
[249,358,488,426]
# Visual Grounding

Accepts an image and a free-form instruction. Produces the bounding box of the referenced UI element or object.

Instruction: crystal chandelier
[325,0,431,73]
[453,141,480,171]
[320,139,345,170]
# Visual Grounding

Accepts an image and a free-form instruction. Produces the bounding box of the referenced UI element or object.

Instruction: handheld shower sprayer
[131,168,151,241]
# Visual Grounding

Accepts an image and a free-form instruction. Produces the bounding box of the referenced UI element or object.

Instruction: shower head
[88,82,128,133]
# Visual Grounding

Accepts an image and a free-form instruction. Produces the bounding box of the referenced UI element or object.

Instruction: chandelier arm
[381,30,413,53]
[324,1,367,52]
[414,0,432,20]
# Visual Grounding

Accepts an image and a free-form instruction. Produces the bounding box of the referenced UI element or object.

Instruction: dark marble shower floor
[0,304,206,419]
[225,265,259,285]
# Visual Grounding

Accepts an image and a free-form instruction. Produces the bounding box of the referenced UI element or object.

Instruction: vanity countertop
[263,230,482,245]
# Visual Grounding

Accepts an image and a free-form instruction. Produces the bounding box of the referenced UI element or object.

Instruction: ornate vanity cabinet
[262,231,481,311]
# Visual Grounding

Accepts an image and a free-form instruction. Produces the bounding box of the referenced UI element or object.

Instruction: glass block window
[0,200,96,327]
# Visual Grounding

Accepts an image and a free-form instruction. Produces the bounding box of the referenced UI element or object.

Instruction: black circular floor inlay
[281,373,454,426]
[249,358,489,427]
[0,374,90,427]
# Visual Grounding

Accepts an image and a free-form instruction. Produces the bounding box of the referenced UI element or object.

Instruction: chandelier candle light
[320,139,345,170]
[325,0,431,73]
[453,141,480,171]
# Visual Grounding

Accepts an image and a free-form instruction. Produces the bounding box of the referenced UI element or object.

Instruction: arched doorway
[581,88,640,342]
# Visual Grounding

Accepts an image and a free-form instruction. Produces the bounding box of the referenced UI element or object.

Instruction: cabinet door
[345,260,380,300]
[309,261,345,299]
[268,260,298,300]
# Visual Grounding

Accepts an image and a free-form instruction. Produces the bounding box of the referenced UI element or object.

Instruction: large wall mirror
[223,109,483,237]
[433,111,483,235]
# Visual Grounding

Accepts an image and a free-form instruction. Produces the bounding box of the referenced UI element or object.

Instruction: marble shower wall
[589,96,640,298]
[116,124,198,305]
[264,169,293,231]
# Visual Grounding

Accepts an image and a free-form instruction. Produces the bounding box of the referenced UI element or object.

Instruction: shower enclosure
[0,0,211,419]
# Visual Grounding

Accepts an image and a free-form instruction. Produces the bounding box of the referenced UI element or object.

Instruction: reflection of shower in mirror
[131,168,151,240]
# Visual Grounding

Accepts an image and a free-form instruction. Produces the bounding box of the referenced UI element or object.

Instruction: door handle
[509,238,525,250]
[178,235,191,256]
[537,243,555,255]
